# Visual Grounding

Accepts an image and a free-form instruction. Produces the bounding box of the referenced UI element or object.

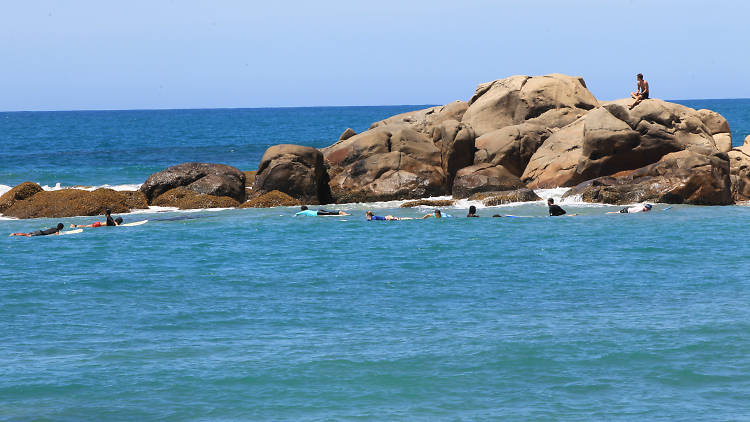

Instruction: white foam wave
[39,183,143,192]
[0,184,11,196]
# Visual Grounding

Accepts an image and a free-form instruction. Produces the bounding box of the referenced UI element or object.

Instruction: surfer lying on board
[607,203,652,214]
[422,209,442,219]
[10,223,64,237]
[71,217,123,228]
[295,205,350,216]
[365,211,412,221]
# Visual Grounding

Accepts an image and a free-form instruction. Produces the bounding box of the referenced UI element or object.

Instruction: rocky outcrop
[522,100,725,189]
[562,150,732,205]
[462,74,598,137]
[323,127,447,202]
[452,163,526,198]
[120,191,149,210]
[251,144,331,204]
[432,120,475,186]
[473,123,552,177]
[339,128,357,141]
[0,182,43,213]
[728,136,750,201]
[400,199,455,208]
[240,190,300,208]
[3,188,136,219]
[697,109,732,153]
[370,101,469,135]
[469,188,541,206]
[140,162,246,204]
[151,187,240,209]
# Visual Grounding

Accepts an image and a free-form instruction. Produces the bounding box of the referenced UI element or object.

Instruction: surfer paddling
[10,223,64,237]
[71,216,123,228]
[295,205,349,216]
[607,203,653,214]
[365,211,411,221]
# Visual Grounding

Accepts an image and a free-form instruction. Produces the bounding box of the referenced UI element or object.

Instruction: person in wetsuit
[365,211,410,221]
[607,203,653,214]
[104,209,121,226]
[630,73,649,110]
[71,217,123,228]
[295,205,349,216]
[467,205,479,217]
[547,198,567,216]
[10,223,64,237]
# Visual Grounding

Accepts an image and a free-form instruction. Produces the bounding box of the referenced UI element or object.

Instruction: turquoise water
[2,101,750,420]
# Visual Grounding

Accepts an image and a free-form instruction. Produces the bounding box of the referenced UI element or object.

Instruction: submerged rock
[140,162,246,204]
[151,187,240,209]
[469,188,541,205]
[240,190,300,208]
[400,199,455,208]
[3,188,135,219]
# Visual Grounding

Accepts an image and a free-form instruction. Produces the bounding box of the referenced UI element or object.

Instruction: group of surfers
[9,209,123,237]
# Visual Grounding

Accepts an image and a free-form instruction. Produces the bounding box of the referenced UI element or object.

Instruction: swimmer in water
[421,209,442,219]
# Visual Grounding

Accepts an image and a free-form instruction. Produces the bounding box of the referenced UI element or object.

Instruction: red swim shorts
[92,221,102,227]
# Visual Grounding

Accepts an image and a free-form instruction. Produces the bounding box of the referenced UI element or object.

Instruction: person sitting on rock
[629,73,649,110]
[71,217,123,228]
[295,205,349,216]
[366,211,409,221]
[547,198,566,216]
[607,203,653,214]
[10,223,64,237]
[466,205,479,217]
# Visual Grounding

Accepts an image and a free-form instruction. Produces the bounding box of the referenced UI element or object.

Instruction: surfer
[71,217,123,228]
[10,223,64,237]
[629,73,649,110]
[365,211,410,221]
[466,205,479,217]
[607,203,653,214]
[295,205,349,216]
[421,209,442,219]
[104,209,120,226]
[547,198,566,216]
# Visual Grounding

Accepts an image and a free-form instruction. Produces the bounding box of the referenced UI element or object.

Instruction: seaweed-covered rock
[0,182,43,213]
[469,188,541,205]
[151,187,240,209]
[240,190,300,208]
[4,188,133,219]
[120,190,149,210]
[400,199,455,208]
[140,162,246,203]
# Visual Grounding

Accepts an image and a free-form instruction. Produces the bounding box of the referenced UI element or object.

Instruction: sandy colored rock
[432,119,475,186]
[370,101,468,135]
[452,163,526,198]
[728,142,750,201]
[120,190,149,209]
[338,128,357,141]
[151,187,240,209]
[563,150,732,205]
[400,199,455,208]
[0,182,43,213]
[4,188,134,219]
[252,144,331,204]
[243,171,257,187]
[462,74,598,137]
[240,190,300,208]
[473,123,552,177]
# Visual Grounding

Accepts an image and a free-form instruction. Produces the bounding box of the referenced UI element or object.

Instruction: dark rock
[252,144,331,204]
[240,190,300,208]
[0,182,43,213]
[400,199,455,208]
[452,163,526,199]
[243,171,257,187]
[339,128,357,141]
[562,150,732,205]
[4,188,133,219]
[140,162,246,203]
[151,187,240,209]
[476,188,541,206]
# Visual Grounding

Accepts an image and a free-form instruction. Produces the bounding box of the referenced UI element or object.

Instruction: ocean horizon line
[2,97,749,114]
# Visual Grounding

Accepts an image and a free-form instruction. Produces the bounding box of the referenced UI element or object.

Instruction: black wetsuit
[467,214,479,218]
[316,209,340,216]
[106,214,116,226]
[548,204,566,216]
[31,227,61,236]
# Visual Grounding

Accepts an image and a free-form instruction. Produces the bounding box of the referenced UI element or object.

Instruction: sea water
[1,101,750,420]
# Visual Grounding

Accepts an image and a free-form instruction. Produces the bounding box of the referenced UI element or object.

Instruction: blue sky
[2,0,747,111]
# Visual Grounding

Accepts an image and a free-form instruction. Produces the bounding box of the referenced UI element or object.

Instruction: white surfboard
[60,229,83,235]
[120,220,148,227]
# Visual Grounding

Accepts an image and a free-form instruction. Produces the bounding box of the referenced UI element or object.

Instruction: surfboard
[60,229,83,235]
[121,220,148,227]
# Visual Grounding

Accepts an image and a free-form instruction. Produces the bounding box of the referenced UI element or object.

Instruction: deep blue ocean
[1,100,750,420]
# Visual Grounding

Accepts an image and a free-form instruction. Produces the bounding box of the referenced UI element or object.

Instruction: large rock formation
[140,162,246,204]
[3,188,139,219]
[522,100,728,189]
[562,150,732,205]
[728,135,750,201]
[473,123,552,177]
[251,144,331,204]
[322,127,447,202]
[462,74,598,137]
[370,101,469,134]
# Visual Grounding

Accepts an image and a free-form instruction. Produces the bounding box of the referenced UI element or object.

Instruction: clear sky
[2,0,748,111]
